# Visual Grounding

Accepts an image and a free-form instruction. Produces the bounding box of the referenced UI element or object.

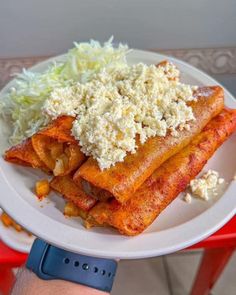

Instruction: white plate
[0,50,236,259]
[0,209,35,253]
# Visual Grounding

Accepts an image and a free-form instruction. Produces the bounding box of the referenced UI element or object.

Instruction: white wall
[1,0,236,58]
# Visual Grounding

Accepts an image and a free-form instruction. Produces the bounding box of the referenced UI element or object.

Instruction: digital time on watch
[26,239,118,293]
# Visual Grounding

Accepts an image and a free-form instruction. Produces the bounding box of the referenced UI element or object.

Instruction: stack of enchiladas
[4,60,236,236]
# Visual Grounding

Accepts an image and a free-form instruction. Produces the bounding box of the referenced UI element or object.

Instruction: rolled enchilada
[85,109,236,235]
[4,138,48,171]
[75,86,224,203]
[5,116,86,176]
[50,175,96,211]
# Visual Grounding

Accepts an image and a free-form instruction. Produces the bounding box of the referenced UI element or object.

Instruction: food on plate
[35,179,50,200]
[31,115,85,176]
[50,175,96,211]
[44,61,196,171]
[4,138,48,171]
[188,170,224,201]
[183,169,225,203]
[85,109,236,235]
[1,39,236,236]
[5,116,86,176]
[33,115,77,144]
[64,202,88,219]
[1,211,32,235]
[0,38,129,146]
[75,86,224,203]
[183,193,192,203]
[32,135,84,176]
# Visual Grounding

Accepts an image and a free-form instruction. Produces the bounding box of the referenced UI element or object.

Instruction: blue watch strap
[26,239,117,292]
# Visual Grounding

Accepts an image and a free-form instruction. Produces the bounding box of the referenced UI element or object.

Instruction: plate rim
[0,49,236,259]
[0,209,35,253]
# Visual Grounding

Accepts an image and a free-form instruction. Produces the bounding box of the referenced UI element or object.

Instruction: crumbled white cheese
[43,62,197,169]
[189,170,224,201]
[158,61,180,80]
[218,178,224,184]
[183,193,192,203]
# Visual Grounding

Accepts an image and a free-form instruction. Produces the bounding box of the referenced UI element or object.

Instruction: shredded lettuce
[0,37,129,145]
[63,37,129,83]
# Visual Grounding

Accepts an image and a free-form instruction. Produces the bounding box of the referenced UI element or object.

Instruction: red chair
[189,216,236,295]
[0,241,27,295]
[0,216,235,295]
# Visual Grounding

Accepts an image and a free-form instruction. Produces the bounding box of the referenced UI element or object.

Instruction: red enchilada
[85,109,236,235]
[75,86,224,203]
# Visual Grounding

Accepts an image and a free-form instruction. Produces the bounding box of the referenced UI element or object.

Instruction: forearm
[11,268,108,295]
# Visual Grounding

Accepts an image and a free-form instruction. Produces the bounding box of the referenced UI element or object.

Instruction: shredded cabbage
[63,37,129,83]
[0,37,129,145]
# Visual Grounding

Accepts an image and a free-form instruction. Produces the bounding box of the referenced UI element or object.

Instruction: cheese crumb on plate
[183,193,192,204]
[188,170,225,201]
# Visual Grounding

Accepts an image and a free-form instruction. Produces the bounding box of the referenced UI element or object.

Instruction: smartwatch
[26,238,117,293]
